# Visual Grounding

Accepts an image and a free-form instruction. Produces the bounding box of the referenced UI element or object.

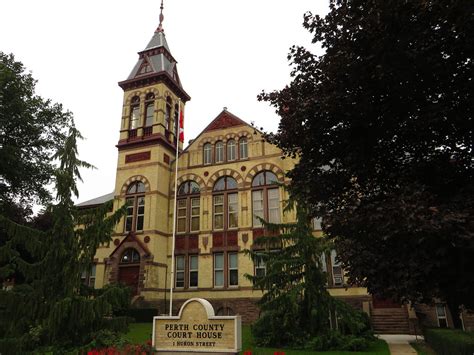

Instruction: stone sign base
[153,298,242,353]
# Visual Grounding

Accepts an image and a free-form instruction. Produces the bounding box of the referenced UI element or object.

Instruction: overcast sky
[1,0,329,204]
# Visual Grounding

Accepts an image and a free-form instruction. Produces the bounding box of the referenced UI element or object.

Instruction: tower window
[227,139,236,161]
[165,97,172,131]
[203,143,212,165]
[129,96,140,130]
[144,93,155,127]
[251,171,280,227]
[215,141,224,163]
[239,137,248,159]
[125,181,146,232]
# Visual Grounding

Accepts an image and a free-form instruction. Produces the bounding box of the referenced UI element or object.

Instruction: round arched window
[125,181,146,232]
[251,171,280,227]
[177,181,201,233]
[213,176,238,230]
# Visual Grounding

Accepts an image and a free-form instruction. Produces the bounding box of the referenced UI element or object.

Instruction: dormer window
[144,93,155,127]
[129,96,140,130]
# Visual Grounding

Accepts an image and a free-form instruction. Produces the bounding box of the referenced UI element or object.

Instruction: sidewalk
[378,334,423,355]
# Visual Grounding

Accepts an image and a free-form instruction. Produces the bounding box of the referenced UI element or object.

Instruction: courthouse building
[78,12,472,333]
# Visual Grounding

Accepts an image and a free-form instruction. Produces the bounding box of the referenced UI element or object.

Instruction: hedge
[126,308,158,323]
[424,328,474,355]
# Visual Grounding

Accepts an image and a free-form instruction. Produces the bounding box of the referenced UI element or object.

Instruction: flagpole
[169,101,181,316]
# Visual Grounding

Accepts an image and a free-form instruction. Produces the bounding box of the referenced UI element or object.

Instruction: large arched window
[227,139,236,161]
[213,176,238,230]
[239,137,248,159]
[215,141,224,163]
[252,171,280,227]
[165,97,172,131]
[125,181,146,232]
[144,93,155,127]
[129,96,140,130]
[177,181,200,233]
[203,143,212,164]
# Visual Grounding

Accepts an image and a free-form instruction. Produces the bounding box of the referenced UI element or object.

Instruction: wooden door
[118,266,140,295]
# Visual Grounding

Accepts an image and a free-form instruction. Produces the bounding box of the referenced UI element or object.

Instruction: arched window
[252,171,280,227]
[144,93,155,127]
[129,96,140,130]
[203,143,212,164]
[174,104,179,139]
[215,141,224,163]
[227,139,236,161]
[125,181,146,232]
[213,176,238,230]
[177,181,200,233]
[239,137,248,159]
[120,248,140,264]
[165,97,172,131]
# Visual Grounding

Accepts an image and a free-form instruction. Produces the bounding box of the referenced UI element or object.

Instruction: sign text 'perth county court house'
[153,298,242,353]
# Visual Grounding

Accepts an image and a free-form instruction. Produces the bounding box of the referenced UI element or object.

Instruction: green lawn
[124,322,153,344]
[126,323,389,354]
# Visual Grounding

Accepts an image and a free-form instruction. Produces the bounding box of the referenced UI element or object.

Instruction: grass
[410,341,437,355]
[124,322,153,344]
[125,323,389,354]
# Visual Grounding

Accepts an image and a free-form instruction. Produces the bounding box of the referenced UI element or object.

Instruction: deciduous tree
[259,0,473,327]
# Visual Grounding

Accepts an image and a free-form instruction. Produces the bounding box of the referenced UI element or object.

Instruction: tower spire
[156,0,165,33]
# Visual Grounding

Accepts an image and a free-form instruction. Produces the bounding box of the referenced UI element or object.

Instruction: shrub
[102,316,134,333]
[126,308,158,323]
[424,328,474,355]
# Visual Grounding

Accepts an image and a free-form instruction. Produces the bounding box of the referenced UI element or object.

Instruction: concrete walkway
[378,334,424,355]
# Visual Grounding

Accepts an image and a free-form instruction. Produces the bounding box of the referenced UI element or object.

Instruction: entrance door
[118,266,140,295]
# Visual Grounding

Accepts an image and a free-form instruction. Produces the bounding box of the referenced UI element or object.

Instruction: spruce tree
[0,127,128,353]
[246,201,372,351]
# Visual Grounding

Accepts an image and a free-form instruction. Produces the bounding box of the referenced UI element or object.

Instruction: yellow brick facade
[80,21,373,323]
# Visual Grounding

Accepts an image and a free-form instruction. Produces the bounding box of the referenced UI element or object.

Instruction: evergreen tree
[0,127,128,353]
[246,201,372,351]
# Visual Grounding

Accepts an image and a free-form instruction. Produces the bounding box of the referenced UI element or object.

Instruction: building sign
[153,298,241,353]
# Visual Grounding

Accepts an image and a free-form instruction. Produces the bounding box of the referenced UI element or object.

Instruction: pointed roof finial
[156,0,165,33]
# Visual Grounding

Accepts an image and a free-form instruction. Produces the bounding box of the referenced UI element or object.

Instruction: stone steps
[371,307,410,334]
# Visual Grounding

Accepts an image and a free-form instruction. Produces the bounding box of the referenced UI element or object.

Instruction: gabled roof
[201,109,248,133]
[182,109,257,154]
[76,192,114,208]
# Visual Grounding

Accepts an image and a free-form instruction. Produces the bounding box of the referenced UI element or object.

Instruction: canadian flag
[179,108,184,143]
